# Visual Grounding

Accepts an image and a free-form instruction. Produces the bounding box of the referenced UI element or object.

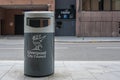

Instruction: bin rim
[24,11,54,17]
[24,11,54,14]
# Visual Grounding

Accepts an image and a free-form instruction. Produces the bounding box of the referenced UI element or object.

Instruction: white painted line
[55,47,68,49]
[0,47,68,50]
[96,47,120,49]
[56,43,75,44]
[0,48,24,50]
[56,43,81,45]
[0,43,24,45]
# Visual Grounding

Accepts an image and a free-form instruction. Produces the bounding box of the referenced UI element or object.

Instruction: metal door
[55,20,75,36]
[15,15,24,35]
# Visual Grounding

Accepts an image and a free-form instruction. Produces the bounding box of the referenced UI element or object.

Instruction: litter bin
[24,11,54,77]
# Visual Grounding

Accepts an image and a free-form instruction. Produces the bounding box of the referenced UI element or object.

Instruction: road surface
[0,38,120,61]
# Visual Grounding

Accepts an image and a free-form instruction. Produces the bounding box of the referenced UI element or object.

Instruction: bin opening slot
[27,17,50,27]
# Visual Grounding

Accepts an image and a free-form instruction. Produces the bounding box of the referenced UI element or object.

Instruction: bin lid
[24,11,54,33]
[24,11,54,17]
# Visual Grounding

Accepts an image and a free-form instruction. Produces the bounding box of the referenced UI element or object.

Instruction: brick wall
[0,0,54,35]
[3,9,23,35]
[0,0,55,11]
[2,8,48,35]
[76,11,120,37]
[76,0,120,37]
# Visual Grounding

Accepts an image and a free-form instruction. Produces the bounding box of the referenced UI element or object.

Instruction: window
[112,0,120,10]
[82,0,91,11]
[91,0,99,10]
[82,0,120,11]
[104,0,111,10]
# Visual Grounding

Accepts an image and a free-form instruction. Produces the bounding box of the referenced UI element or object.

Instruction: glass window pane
[112,0,120,10]
[91,0,99,10]
[82,0,114,11]
[104,0,111,10]
[82,0,91,11]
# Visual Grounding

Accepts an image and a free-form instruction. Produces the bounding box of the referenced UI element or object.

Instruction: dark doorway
[15,15,24,35]
[0,19,4,35]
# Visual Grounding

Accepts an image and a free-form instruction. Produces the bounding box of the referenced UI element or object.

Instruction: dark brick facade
[0,0,54,35]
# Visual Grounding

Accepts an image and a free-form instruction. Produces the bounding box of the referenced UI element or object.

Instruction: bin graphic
[24,11,54,77]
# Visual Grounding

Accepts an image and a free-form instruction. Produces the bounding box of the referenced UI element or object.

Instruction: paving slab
[0,61,120,80]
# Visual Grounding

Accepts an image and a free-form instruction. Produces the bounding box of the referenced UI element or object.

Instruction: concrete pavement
[55,36,120,43]
[0,36,120,80]
[0,36,120,42]
[0,61,120,80]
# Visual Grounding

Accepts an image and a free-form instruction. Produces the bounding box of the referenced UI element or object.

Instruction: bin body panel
[24,11,54,77]
[24,33,54,76]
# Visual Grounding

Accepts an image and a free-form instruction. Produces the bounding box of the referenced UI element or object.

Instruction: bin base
[24,72,54,77]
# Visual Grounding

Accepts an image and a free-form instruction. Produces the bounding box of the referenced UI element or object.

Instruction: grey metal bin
[24,11,54,77]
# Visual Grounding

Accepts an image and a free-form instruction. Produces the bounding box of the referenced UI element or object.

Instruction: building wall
[0,0,50,5]
[3,9,22,35]
[2,8,48,35]
[1,0,120,36]
[0,0,55,11]
[0,0,55,35]
[78,11,120,37]
[76,0,120,37]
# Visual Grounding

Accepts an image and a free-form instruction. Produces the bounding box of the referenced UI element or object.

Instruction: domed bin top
[24,11,54,33]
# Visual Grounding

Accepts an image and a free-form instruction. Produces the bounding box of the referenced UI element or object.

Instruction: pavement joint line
[0,47,69,49]
[0,43,24,44]
[55,41,120,43]
[86,69,98,80]
[0,48,24,49]
[0,63,15,80]
[55,47,68,49]
[96,47,120,49]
